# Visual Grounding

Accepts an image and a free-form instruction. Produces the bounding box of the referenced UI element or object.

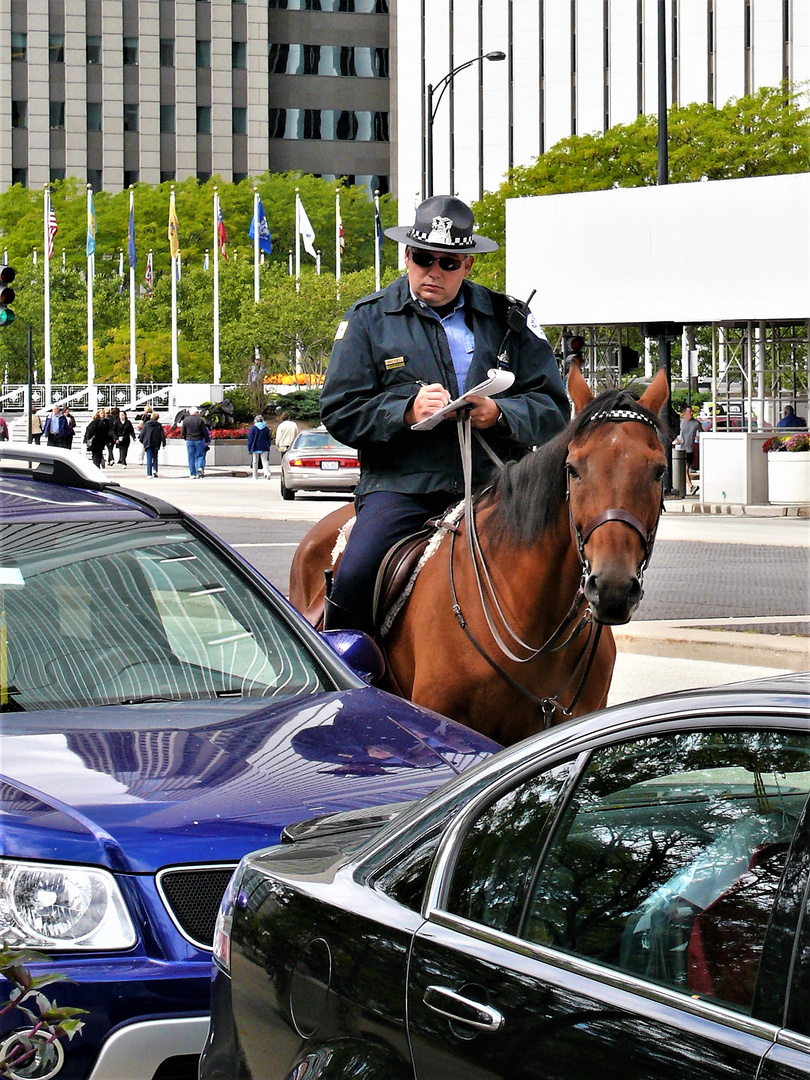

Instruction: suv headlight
[0,859,136,950]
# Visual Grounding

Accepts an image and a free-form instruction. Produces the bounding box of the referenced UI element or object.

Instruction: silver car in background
[279,427,359,500]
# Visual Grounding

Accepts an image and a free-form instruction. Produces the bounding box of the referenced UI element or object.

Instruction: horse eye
[654,464,666,482]
[566,463,580,480]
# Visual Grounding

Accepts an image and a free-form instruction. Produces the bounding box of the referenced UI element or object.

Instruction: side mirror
[320,630,386,685]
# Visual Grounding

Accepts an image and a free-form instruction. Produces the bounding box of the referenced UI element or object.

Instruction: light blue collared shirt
[412,289,475,392]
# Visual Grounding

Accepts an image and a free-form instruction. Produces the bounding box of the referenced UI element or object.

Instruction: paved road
[197,511,810,623]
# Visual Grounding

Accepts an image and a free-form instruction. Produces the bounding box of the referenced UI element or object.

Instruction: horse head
[566,365,669,625]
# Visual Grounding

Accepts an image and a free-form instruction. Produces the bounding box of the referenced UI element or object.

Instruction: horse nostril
[584,573,642,624]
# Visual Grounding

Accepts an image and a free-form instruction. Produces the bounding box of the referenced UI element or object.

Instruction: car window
[520,731,810,1015]
[2,520,328,710]
[375,830,443,912]
[294,433,352,452]
[443,761,577,932]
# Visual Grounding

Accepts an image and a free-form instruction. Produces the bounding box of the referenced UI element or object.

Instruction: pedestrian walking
[61,406,76,450]
[274,412,298,455]
[180,406,210,478]
[106,408,121,465]
[676,405,702,495]
[247,415,273,479]
[0,416,8,441]
[139,411,166,477]
[83,409,111,469]
[117,411,135,468]
[42,405,68,448]
[27,409,43,445]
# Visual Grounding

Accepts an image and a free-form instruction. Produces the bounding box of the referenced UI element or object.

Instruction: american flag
[144,250,153,297]
[47,203,58,260]
[217,203,228,259]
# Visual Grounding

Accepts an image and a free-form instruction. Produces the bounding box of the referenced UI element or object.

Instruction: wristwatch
[496,410,509,430]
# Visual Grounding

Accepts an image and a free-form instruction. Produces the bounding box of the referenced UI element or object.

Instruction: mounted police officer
[319,195,570,634]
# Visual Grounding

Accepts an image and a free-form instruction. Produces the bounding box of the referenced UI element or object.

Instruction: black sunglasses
[409,249,466,272]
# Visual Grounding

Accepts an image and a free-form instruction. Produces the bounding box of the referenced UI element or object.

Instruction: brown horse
[289,365,669,745]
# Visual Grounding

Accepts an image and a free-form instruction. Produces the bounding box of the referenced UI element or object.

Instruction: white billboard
[506,173,810,326]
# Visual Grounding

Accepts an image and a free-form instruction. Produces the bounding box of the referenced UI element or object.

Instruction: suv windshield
[1,519,327,711]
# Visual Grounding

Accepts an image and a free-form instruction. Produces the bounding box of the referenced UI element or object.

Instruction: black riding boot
[323,595,373,637]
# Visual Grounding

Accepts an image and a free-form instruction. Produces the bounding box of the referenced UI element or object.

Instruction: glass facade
[268,43,388,77]
[268,108,388,141]
[269,0,388,11]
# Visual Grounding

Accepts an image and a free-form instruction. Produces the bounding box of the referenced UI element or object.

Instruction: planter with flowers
[162,425,252,469]
[762,432,810,505]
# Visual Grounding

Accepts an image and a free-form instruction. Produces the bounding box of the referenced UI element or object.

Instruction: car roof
[0,444,178,522]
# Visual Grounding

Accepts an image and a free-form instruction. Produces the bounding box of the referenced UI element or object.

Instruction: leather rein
[449,406,664,729]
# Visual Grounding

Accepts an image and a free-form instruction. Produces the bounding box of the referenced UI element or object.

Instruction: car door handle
[423,985,504,1032]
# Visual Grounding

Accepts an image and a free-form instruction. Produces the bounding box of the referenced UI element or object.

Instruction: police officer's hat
[384,195,498,254]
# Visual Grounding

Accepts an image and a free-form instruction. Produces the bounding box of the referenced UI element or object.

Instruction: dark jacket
[43,413,68,441]
[139,419,166,451]
[181,414,209,441]
[118,419,136,445]
[247,423,272,453]
[319,275,570,499]
[84,417,110,451]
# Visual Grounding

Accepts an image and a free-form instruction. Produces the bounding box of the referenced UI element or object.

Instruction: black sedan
[201,673,810,1080]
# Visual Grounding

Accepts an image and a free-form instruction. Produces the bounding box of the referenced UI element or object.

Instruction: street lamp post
[426,50,506,199]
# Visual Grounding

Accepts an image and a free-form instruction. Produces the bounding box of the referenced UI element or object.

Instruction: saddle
[306,523,438,635]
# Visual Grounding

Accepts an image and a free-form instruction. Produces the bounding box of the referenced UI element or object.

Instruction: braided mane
[480,387,669,547]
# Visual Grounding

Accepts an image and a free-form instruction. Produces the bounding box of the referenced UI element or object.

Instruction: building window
[87,36,102,64]
[87,169,103,191]
[160,170,175,183]
[197,170,212,182]
[160,105,176,134]
[124,104,139,132]
[160,38,175,66]
[12,168,27,187]
[267,108,389,141]
[49,101,66,129]
[268,0,388,10]
[123,37,139,65]
[232,41,247,68]
[49,34,65,63]
[11,33,27,62]
[233,107,247,134]
[12,100,27,129]
[233,172,247,183]
[50,168,65,182]
[87,102,102,131]
[124,170,139,188]
[268,42,389,77]
[197,106,211,134]
[196,40,211,68]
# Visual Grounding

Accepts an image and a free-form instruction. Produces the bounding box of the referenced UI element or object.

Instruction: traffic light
[0,265,16,327]
[560,330,585,361]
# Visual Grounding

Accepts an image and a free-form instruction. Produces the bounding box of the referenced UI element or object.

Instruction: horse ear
[567,361,594,413]
[638,368,669,416]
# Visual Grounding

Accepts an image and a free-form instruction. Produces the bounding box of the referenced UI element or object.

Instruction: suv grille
[158,866,237,949]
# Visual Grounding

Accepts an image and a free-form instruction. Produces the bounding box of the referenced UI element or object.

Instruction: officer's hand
[463,395,501,429]
[404,383,452,426]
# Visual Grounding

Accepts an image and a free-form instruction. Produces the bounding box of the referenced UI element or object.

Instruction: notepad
[411,369,515,431]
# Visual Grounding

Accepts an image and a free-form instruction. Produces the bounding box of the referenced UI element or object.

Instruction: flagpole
[295,189,301,294]
[86,184,95,399]
[170,186,179,388]
[335,189,341,283]
[43,186,52,402]
[253,188,260,304]
[213,189,220,384]
[129,187,136,408]
[374,189,381,292]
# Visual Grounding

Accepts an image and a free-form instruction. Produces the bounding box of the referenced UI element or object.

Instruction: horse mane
[480,386,670,548]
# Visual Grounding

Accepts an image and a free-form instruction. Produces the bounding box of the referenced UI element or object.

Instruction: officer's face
[405,247,474,308]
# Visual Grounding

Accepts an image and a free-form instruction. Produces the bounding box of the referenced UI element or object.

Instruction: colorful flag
[298,198,317,258]
[217,202,228,259]
[128,191,136,270]
[47,201,58,260]
[86,192,96,257]
[249,197,272,254]
[168,191,180,260]
[145,250,153,296]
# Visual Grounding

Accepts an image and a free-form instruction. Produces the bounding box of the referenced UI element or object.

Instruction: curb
[664,498,810,518]
[614,621,810,669]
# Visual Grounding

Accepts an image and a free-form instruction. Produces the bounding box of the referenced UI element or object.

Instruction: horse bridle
[449,405,664,728]
[567,408,665,590]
